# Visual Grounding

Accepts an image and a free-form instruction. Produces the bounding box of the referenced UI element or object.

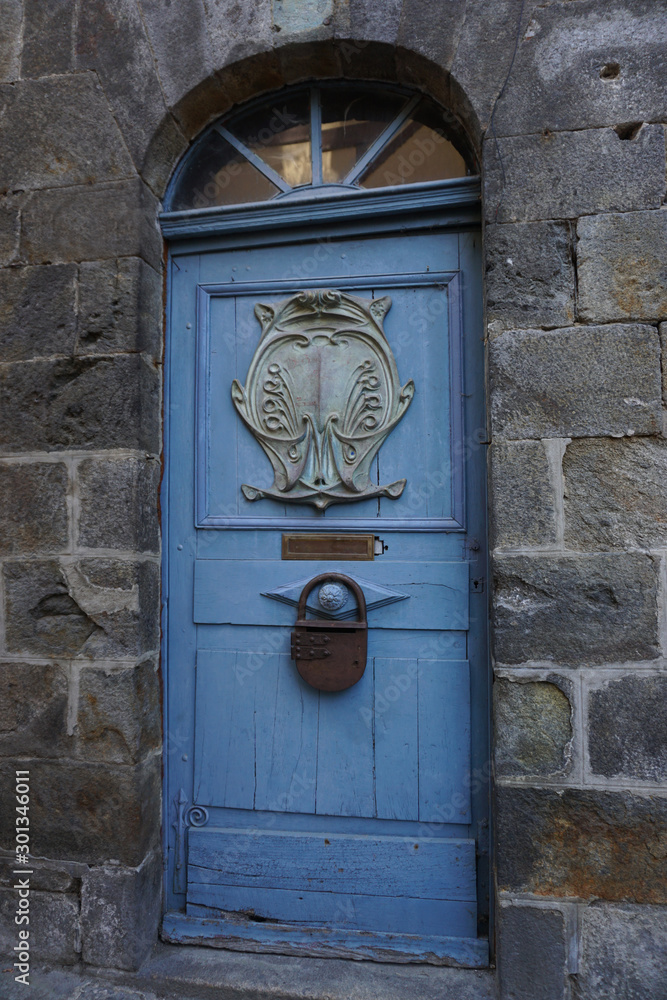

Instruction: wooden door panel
[187,828,477,899]
[195,650,471,823]
[418,659,471,823]
[195,651,319,813]
[196,624,468,659]
[197,231,460,290]
[373,656,419,821]
[198,271,463,531]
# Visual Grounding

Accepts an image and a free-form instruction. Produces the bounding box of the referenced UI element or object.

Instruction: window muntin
[359,100,468,189]
[224,91,312,189]
[167,83,473,213]
[319,87,408,184]
[171,129,281,210]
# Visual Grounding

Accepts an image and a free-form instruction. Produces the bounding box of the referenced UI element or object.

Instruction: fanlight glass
[167,83,473,212]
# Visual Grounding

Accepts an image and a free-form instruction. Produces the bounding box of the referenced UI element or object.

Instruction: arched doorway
[161,82,488,966]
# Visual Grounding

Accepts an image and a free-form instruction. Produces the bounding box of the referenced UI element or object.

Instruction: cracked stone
[490,440,558,549]
[21,0,76,77]
[498,905,567,1000]
[81,851,162,970]
[77,257,162,360]
[485,221,575,335]
[490,0,667,135]
[484,125,665,223]
[577,902,667,998]
[3,559,159,658]
[77,457,160,553]
[564,437,667,550]
[0,354,160,454]
[0,661,69,758]
[76,660,161,765]
[0,73,133,191]
[0,264,77,361]
[0,757,161,865]
[0,889,79,964]
[20,178,161,269]
[577,210,667,322]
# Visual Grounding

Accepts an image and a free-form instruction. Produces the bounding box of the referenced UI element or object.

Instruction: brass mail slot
[282,533,375,561]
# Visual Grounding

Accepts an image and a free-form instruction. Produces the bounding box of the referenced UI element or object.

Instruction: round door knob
[318,582,349,612]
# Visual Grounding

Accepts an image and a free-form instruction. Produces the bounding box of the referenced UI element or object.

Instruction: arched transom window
[167,83,475,212]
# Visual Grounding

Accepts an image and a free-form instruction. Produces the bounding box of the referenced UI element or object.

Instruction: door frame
[159,177,491,963]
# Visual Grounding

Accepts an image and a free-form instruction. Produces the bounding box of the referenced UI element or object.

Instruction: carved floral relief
[231,289,415,510]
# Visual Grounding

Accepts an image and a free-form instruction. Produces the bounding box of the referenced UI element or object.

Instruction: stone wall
[0,0,665,995]
[484,4,667,996]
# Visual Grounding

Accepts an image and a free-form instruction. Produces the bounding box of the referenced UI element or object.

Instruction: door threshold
[16,941,497,1000]
[162,911,489,968]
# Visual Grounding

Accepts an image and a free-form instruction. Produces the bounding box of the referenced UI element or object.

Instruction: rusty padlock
[290,573,368,692]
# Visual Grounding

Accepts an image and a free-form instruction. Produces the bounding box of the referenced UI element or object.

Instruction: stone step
[2,944,498,1000]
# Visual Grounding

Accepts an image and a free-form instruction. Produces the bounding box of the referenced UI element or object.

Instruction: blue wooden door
[163,212,488,966]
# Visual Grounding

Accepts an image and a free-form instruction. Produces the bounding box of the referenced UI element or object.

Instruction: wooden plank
[187,885,477,938]
[420,285,451,520]
[196,234,464,531]
[161,179,481,239]
[253,654,319,813]
[197,527,463,561]
[163,910,489,967]
[376,285,427,522]
[194,650,256,810]
[196,626,467,660]
[315,669,376,818]
[164,252,201,904]
[374,657,419,821]
[188,828,477,901]
[202,295,238,519]
[195,650,319,814]
[418,659,472,824]
[375,284,452,521]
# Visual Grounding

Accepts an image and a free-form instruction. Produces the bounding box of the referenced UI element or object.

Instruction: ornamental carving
[231,290,415,510]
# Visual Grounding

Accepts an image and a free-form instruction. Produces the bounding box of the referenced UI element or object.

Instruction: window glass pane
[167,86,474,211]
[359,100,467,189]
[228,93,312,188]
[320,88,407,183]
[170,129,279,210]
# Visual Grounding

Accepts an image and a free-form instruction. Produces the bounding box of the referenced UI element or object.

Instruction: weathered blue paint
[162,196,488,965]
[162,911,489,966]
[160,176,481,240]
[194,235,464,529]
[193,560,468,629]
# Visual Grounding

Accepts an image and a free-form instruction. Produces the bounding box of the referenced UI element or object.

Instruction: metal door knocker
[291,573,368,692]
